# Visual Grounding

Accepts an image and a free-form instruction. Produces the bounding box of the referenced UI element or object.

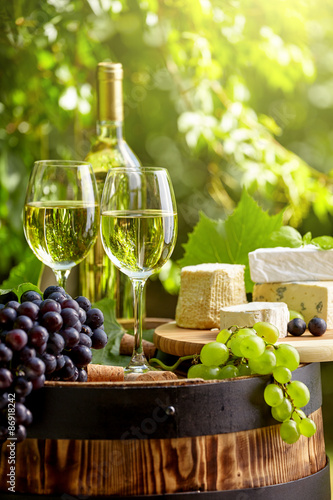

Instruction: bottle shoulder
[85,137,141,171]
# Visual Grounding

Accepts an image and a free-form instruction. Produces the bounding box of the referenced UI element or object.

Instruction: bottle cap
[97,62,123,121]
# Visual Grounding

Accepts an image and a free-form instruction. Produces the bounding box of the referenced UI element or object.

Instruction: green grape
[289,310,305,321]
[229,328,256,357]
[200,342,229,367]
[280,419,300,444]
[264,384,284,407]
[238,363,252,376]
[249,349,276,375]
[273,366,292,384]
[187,364,220,380]
[204,366,221,380]
[275,344,300,371]
[240,335,265,359]
[298,418,317,437]
[216,329,232,344]
[253,321,279,344]
[217,365,239,379]
[291,409,306,424]
[271,398,293,422]
[187,364,208,379]
[286,380,310,407]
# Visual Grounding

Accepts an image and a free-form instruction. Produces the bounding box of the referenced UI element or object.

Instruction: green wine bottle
[79,62,141,318]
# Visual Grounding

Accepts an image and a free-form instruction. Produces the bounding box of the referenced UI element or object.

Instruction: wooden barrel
[0,362,330,499]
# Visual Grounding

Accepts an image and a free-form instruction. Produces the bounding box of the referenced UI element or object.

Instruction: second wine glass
[24,160,100,290]
[101,167,178,373]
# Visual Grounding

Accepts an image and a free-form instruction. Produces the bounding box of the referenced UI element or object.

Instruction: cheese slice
[249,245,333,283]
[176,263,247,329]
[253,281,333,328]
[220,302,288,338]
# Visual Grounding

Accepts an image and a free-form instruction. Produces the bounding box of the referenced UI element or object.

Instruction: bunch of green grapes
[187,322,316,444]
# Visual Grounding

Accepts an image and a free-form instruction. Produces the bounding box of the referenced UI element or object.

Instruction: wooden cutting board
[153,321,333,363]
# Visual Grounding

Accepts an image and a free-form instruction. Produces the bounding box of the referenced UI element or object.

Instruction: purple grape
[39,299,61,315]
[14,377,33,397]
[70,345,92,368]
[31,374,45,390]
[78,307,87,324]
[41,353,57,374]
[308,317,327,337]
[287,318,307,337]
[24,408,33,426]
[20,290,42,302]
[18,301,39,320]
[61,308,79,328]
[78,368,88,382]
[74,296,91,312]
[41,311,63,332]
[68,366,79,381]
[81,324,93,337]
[0,344,13,363]
[24,357,46,379]
[28,325,49,347]
[0,367,13,389]
[55,354,65,371]
[14,402,28,425]
[91,328,108,349]
[0,393,8,410]
[0,307,17,328]
[61,298,79,312]
[58,355,76,380]
[48,292,66,304]
[6,329,28,351]
[14,315,33,332]
[43,285,66,299]
[86,308,104,329]
[32,299,43,307]
[13,424,27,442]
[19,346,36,363]
[47,332,65,355]
[60,327,80,349]
[6,301,20,311]
[79,333,92,348]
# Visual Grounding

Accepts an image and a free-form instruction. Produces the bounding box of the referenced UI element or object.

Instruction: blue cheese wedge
[220,302,288,338]
[176,263,247,329]
[249,245,333,283]
[253,281,333,328]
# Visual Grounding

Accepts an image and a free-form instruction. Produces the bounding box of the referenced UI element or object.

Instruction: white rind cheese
[176,263,247,329]
[253,281,333,328]
[249,245,333,283]
[220,302,288,338]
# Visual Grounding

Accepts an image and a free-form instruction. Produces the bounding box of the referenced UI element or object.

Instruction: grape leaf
[91,297,128,366]
[179,190,284,292]
[0,253,42,292]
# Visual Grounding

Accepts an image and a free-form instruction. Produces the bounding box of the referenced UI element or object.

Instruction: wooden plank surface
[153,321,333,362]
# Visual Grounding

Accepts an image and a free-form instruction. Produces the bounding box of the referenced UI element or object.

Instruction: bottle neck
[96,121,124,141]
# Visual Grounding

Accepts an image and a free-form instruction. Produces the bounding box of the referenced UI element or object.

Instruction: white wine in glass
[101,167,178,373]
[24,160,100,290]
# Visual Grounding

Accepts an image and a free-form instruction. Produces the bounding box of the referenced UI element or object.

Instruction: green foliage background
[1,0,333,472]
[1,0,333,284]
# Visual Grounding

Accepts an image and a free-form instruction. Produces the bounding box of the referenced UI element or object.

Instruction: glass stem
[53,269,70,290]
[126,277,149,372]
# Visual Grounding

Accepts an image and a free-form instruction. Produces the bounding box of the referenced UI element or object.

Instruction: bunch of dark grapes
[0,286,107,443]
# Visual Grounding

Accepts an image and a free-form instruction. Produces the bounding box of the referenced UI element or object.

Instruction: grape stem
[149,354,198,372]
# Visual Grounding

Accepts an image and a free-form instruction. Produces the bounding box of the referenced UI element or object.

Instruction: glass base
[124,352,152,375]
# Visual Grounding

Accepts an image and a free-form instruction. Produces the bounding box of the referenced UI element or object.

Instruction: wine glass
[101,167,178,373]
[23,160,100,290]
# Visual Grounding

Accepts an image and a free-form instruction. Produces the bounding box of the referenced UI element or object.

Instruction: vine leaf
[178,190,284,293]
